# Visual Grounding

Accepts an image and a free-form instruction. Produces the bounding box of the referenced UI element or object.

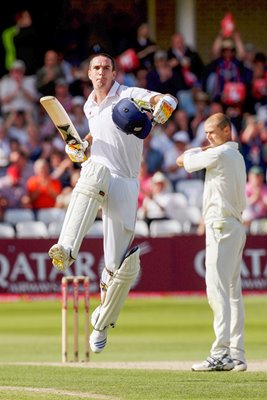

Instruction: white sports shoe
[89,329,107,353]
[233,359,247,371]
[192,354,234,371]
[48,244,72,271]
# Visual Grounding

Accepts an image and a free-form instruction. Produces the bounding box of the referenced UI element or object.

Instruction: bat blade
[40,96,83,146]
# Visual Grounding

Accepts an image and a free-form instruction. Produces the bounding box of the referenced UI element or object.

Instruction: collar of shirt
[88,80,120,105]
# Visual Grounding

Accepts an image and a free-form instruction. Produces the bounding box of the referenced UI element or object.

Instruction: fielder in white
[48,53,177,353]
[177,113,247,372]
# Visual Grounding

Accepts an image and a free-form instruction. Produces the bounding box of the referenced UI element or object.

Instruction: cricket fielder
[48,53,177,353]
[177,113,247,372]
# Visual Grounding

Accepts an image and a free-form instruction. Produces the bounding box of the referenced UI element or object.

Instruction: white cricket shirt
[84,81,159,178]
[183,142,247,223]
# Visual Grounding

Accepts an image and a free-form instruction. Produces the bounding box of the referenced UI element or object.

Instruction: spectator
[244,52,267,115]
[26,158,62,209]
[54,78,73,113]
[150,118,177,156]
[190,90,210,138]
[172,109,192,139]
[240,114,267,176]
[211,29,246,61]
[35,49,65,96]
[163,130,191,189]
[26,121,43,161]
[132,22,158,71]
[49,149,74,188]
[69,96,89,138]
[6,149,34,187]
[147,50,183,96]
[243,42,257,70]
[243,166,267,231]
[0,59,39,116]
[167,32,204,83]
[55,169,81,210]
[134,67,148,89]
[166,33,204,116]
[0,120,10,174]
[13,10,41,75]
[142,132,164,175]
[115,60,137,87]
[57,50,75,85]
[202,38,252,105]
[69,58,93,97]
[1,10,40,76]
[0,163,31,210]
[138,171,173,226]
[4,110,32,147]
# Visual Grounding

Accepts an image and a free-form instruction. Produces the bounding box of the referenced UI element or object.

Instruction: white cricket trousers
[102,173,139,271]
[205,217,246,362]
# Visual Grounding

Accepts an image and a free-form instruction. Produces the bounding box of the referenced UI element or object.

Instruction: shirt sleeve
[129,87,160,102]
[184,147,218,173]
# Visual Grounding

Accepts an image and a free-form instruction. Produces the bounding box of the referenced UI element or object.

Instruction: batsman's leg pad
[58,162,110,259]
[92,246,140,331]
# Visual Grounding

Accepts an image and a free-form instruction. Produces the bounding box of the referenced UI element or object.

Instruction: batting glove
[65,141,89,163]
[152,95,178,124]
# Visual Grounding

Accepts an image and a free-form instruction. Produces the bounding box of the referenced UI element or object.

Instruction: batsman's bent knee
[57,161,111,259]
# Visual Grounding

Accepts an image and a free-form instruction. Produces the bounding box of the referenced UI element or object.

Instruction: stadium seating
[3,208,35,226]
[0,222,16,238]
[16,221,49,238]
[149,219,183,237]
[249,218,267,235]
[36,208,66,226]
[175,179,204,208]
[135,220,150,237]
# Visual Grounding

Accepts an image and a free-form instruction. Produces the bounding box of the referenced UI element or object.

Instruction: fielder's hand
[65,140,89,163]
[153,95,178,124]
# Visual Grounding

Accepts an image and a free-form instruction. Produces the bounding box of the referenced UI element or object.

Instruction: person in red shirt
[26,158,62,209]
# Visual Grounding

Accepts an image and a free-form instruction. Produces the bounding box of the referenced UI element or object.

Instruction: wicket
[61,276,90,363]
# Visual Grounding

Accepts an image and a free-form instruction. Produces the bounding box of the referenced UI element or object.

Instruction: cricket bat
[40,96,87,161]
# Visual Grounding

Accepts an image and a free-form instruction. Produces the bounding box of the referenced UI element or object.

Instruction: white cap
[11,59,26,71]
[173,131,190,144]
[72,96,85,107]
[151,171,167,184]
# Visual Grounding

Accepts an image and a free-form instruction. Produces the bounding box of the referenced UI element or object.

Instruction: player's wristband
[162,95,178,110]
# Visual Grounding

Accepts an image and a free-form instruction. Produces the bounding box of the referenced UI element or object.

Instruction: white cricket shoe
[89,329,107,353]
[48,244,72,271]
[192,354,234,371]
[233,359,247,371]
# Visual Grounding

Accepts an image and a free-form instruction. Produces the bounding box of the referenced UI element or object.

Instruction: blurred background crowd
[0,3,267,237]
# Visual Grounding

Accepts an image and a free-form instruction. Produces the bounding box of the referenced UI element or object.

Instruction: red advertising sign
[0,236,266,295]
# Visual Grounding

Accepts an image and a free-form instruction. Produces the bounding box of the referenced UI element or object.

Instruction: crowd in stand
[0,10,267,235]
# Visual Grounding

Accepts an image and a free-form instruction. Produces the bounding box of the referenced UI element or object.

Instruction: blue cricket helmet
[112,98,152,139]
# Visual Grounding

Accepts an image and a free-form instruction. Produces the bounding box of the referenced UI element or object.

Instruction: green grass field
[0,295,266,399]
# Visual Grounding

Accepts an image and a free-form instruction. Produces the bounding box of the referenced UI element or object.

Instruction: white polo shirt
[183,142,247,223]
[84,81,159,178]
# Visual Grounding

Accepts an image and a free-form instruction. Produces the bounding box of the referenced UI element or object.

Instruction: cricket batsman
[48,53,177,353]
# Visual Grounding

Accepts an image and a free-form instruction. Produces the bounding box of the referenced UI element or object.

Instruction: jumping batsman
[177,113,247,372]
[48,53,177,353]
